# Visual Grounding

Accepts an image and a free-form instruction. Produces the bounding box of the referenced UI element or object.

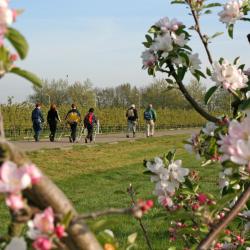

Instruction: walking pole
[57,122,67,141]
[77,122,85,143]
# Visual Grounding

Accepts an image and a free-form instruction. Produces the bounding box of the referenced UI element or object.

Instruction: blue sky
[1,0,249,102]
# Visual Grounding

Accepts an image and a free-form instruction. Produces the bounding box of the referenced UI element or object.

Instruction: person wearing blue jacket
[31,103,44,142]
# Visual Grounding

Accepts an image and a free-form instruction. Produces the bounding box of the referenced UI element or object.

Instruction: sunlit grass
[0,134,221,249]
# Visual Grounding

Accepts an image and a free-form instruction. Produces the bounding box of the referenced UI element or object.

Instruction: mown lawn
[0,134,221,249]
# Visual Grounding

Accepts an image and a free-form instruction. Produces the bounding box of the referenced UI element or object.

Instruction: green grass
[0,134,221,249]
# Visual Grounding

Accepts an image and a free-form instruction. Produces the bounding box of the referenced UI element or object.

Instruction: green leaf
[177,67,186,81]
[241,17,250,22]
[179,52,190,66]
[194,70,206,79]
[204,86,218,104]
[145,34,153,43]
[166,78,174,84]
[171,0,185,4]
[233,56,240,65]
[204,10,212,14]
[238,99,250,110]
[10,67,42,87]
[203,3,222,8]
[228,23,234,39]
[61,211,73,228]
[206,67,212,76]
[142,41,150,48]
[5,27,28,60]
[165,149,176,163]
[211,32,224,39]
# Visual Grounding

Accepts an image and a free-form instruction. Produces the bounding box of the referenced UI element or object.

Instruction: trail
[11,128,198,152]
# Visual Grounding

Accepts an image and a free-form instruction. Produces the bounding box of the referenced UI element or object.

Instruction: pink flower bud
[23,164,42,185]
[197,193,207,205]
[32,236,52,250]
[9,53,18,61]
[146,200,154,209]
[192,203,199,211]
[54,224,66,239]
[6,194,24,211]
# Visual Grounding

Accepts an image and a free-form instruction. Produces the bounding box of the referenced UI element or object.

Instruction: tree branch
[187,1,213,65]
[75,207,139,221]
[198,186,250,250]
[168,63,219,123]
[127,185,153,250]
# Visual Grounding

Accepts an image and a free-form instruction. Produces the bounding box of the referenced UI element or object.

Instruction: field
[0,133,220,249]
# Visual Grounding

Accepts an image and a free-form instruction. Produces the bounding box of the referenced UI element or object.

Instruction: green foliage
[204,86,218,105]
[10,67,42,87]
[5,27,28,60]
[228,23,234,39]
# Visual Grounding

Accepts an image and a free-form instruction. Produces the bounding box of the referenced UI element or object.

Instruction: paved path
[11,128,199,152]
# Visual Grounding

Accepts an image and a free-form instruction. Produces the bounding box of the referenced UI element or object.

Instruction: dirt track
[11,128,199,152]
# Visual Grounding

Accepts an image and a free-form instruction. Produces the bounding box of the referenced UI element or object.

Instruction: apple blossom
[202,122,218,136]
[218,0,244,25]
[150,33,173,54]
[218,118,250,169]
[0,161,31,193]
[184,133,201,159]
[168,160,189,183]
[187,53,201,73]
[211,60,248,91]
[6,193,24,211]
[23,164,42,185]
[155,17,182,32]
[218,168,232,190]
[147,156,189,208]
[0,0,8,8]
[171,32,187,47]
[158,195,173,207]
[141,49,157,69]
[28,207,55,239]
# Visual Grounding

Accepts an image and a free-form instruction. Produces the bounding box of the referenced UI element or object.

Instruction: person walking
[144,104,157,137]
[31,103,44,142]
[47,104,61,142]
[84,108,97,143]
[65,104,81,143]
[126,104,138,138]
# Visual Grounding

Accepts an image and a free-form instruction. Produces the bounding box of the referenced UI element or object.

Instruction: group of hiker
[31,103,97,143]
[31,103,157,142]
[125,103,156,138]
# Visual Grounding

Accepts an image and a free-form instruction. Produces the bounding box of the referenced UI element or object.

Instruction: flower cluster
[27,207,66,250]
[211,59,248,91]
[0,161,42,211]
[146,157,189,208]
[218,117,250,170]
[218,0,244,25]
[141,15,204,82]
[0,0,16,45]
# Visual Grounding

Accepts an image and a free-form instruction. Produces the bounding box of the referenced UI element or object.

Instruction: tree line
[27,78,231,113]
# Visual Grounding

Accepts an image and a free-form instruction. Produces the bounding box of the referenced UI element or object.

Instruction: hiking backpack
[127,109,134,118]
[144,110,152,120]
[84,113,94,126]
[67,111,80,124]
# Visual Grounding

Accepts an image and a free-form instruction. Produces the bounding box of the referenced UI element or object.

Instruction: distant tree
[29,79,68,105]
[68,78,95,107]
